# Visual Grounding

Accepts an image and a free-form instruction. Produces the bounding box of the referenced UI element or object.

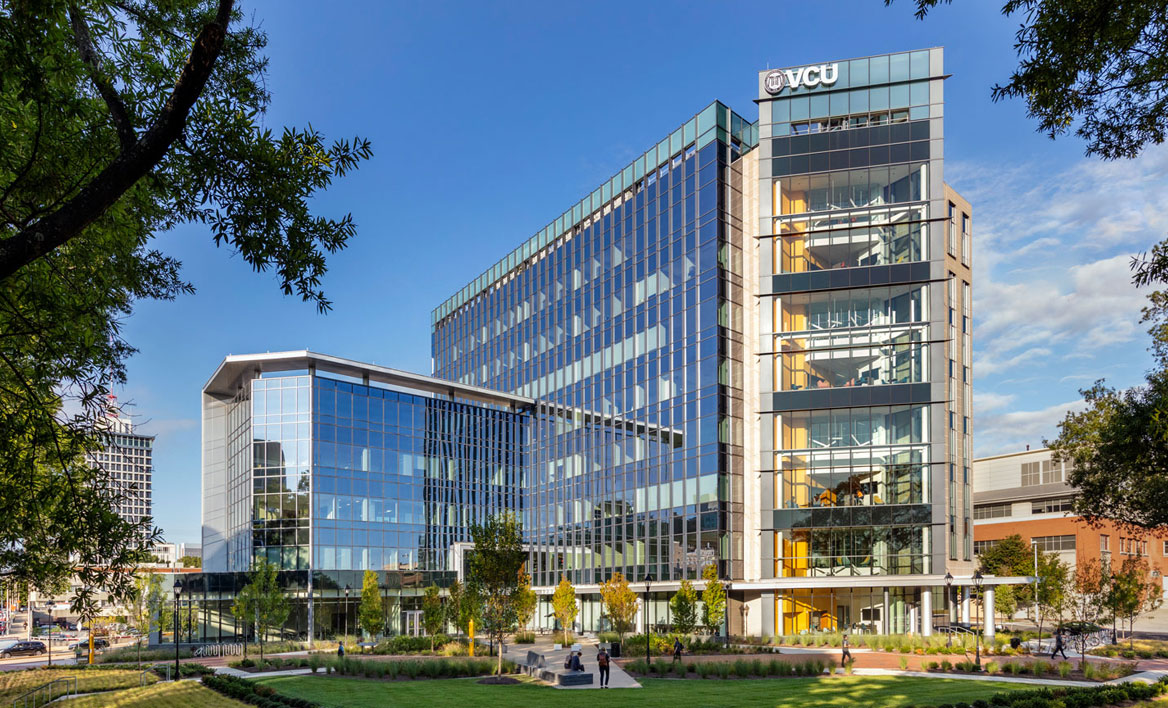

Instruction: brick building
[973,448,1168,595]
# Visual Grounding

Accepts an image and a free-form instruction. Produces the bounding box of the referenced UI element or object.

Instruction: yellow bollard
[88,630,94,665]
[469,619,474,657]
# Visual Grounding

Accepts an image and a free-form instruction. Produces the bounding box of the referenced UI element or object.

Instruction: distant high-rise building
[89,396,154,526]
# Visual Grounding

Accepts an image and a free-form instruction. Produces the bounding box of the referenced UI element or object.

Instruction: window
[974,502,1012,520]
[973,539,998,556]
[1021,461,1041,487]
[1120,538,1148,556]
[961,212,970,264]
[1101,535,1110,552]
[1032,497,1075,514]
[948,202,956,255]
[1163,540,1168,556]
[1031,535,1076,552]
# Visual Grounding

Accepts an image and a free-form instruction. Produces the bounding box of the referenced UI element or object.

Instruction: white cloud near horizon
[949,145,1168,457]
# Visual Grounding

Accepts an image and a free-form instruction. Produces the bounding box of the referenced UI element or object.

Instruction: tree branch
[68,5,136,152]
[0,0,234,284]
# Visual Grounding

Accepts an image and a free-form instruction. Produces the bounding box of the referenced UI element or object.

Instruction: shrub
[985,661,999,674]
[843,659,854,675]
[940,660,952,672]
[1031,659,1049,676]
[923,661,938,670]
[1081,661,1096,680]
[513,631,535,644]
[899,655,909,670]
[202,674,319,708]
[1057,661,1071,679]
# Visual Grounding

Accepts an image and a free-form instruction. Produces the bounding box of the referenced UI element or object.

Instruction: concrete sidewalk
[518,638,641,689]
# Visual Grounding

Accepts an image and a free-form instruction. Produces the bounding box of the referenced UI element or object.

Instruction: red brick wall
[976,516,1168,577]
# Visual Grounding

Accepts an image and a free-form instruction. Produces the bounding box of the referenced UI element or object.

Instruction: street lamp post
[173,579,183,679]
[344,585,350,644]
[641,574,654,665]
[944,572,953,648]
[973,570,983,671]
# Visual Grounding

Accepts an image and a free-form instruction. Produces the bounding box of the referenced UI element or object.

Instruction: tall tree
[1033,551,1070,642]
[1068,558,1110,669]
[421,585,445,651]
[700,564,727,637]
[598,572,638,641]
[670,580,699,635]
[889,0,1168,160]
[358,570,382,642]
[124,573,164,667]
[447,579,480,638]
[514,568,537,633]
[1111,555,1163,647]
[466,512,526,677]
[232,558,287,663]
[0,0,371,618]
[978,534,1032,617]
[1050,294,1168,529]
[551,576,577,645]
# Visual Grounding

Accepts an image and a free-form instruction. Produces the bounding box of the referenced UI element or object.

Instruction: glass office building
[752,48,974,635]
[431,48,973,636]
[198,49,981,641]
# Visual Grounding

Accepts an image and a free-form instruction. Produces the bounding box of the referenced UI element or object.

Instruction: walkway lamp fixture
[173,579,183,679]
[944,572,953,648]
[972,570,983,671]
[344,585,350,642]
[641,573,653,664]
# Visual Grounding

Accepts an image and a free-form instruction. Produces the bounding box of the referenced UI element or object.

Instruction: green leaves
[0,0,371,616]
[894,0,1168,160]
[359,570,384,640]
[670,580,699,635]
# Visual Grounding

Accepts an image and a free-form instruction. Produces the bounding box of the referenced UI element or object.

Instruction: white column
[922,589,933,636]
[961,595,970,624]
[984,588,995,642]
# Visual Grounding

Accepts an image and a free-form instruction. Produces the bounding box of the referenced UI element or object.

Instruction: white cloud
[975,398,1088,458]
[972,253,1146,374]
[972,391,1015,413]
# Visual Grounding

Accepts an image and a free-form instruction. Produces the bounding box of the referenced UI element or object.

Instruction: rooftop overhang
[202,350,535,410]
[727,575,1036,592]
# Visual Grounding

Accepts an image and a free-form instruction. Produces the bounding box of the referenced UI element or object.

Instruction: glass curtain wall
[759,49,946,584]
[432,104,755,596]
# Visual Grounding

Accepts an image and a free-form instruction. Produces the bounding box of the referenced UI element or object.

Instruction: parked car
[0,641,46,658]
[68,638,109,652]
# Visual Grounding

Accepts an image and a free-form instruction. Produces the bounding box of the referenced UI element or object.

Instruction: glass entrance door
[402,610,423,636]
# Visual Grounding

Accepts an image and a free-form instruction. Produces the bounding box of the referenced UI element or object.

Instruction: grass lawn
[68,680,246,707]
[257,674,1028,708]
[0,668,156,704]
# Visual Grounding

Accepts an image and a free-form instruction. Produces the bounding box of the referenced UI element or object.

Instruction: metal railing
[12,677,76,708]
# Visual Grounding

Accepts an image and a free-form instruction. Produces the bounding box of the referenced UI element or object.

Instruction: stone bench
[555,670,594,686]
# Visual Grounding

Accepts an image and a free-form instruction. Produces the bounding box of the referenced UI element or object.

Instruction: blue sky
[120,0,1167,544]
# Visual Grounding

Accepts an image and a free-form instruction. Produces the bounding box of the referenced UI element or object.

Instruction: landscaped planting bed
[624,656,831,678]
[919,657,1137,682]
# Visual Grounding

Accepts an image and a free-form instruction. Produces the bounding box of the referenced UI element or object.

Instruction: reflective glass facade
[432,103,755,587]
[201,49,975,640]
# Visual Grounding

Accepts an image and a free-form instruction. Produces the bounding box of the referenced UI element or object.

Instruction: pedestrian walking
[337,640,345,657]
[596,646,611,688]
[841,633,852,667]
[672,637,683,662]
[1051,630,1067,660]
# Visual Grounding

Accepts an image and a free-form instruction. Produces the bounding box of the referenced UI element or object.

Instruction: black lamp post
[944,572,953,648]
[641,573,654,664]
[173,579,183,679]
[973,570,983,671]
[344,585,350,643]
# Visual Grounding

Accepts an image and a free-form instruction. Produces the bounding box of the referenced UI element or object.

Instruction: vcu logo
[764,63,840,95]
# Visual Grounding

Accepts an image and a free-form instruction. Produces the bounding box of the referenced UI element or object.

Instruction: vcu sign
[764,63,839,94]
